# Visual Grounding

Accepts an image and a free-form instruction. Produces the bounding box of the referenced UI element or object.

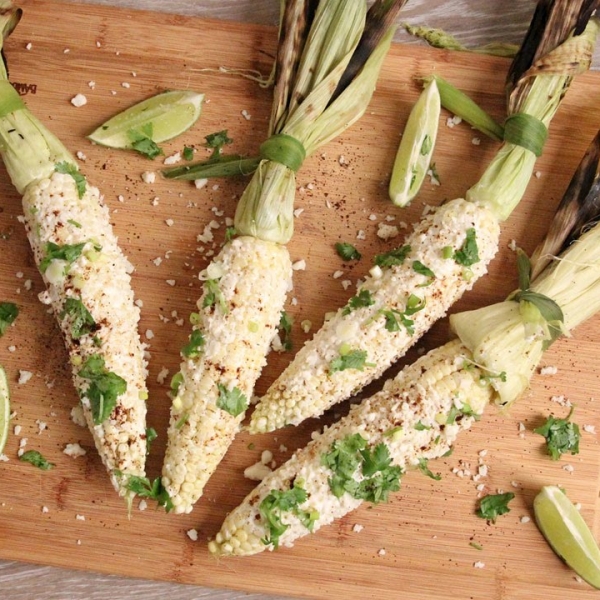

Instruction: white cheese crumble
[76,514,86,521]
[0,454,8,462]
[186,529,199,541]
[194,178,208,189]
[244,461,272,481]
[25,42,32,50]
[539,365,558,376]
[292,260,306,271]
[377,223,399,240]
[446,115,462,128]
[157,367,169,385]
[166,279,176,287]
[13,425,21,436]
[64,443,86,458]
[164,152,181,165]
[520,516,531,524]
[42,506,49,513]
[141,171,156,184]
[70,94,87,108]
[377,548,386,557]
[70,405,87,428]
[473,561,485,569]
[165,219,174,227]
[352,524,364,533]
[18,370,33,385]
[241,109,251,120]
[583,424,596,434]
[138,499,148,511]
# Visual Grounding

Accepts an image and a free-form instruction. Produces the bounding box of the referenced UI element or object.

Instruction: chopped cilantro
[453,228,480,266]
[216,383,248,417]
[374,245,411,268]
[260,481,317,548]
[170,371,183,395]
[322,434,402,504]
[145,427,157,454]
[330,349,372,374]
[127,123,164,159]
[181,329,205,359]
[534,407,580,460]
[0,302,18,336]
[420,134,433,156]
[182,145,194,161]
[55,161,87,198]
[19,449,54,470]
[125,475,173,512]
[417,457,441,480]
[343,289,374,316]
[39,241,87,273]
[224,226,237,242]
[205,130,233,159]
[380,308,414,335]
[78,354,127,424]
[61,297,97,339]
[412,260,435,284]
[203,279,228,313]
[278,311,293,351]
[476,492,515,523]
[335,242,362,261]
[414,420,431,431]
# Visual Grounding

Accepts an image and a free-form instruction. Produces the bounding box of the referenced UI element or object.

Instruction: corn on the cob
[210,339,492,556]
[211,124,600,557]
[249,199,499,433]
[249,4,599,433]
[162,236,292,514]
[0,3,148,498]
[161,0,407,512]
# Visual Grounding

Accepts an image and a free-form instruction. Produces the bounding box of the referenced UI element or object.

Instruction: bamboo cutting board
[1,1,600,598]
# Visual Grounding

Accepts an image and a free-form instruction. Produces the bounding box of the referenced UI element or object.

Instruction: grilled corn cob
[211,125,600,557]
[162,236,292,513]
[0,3,148,498]
[249,3,599,433]
[211,339,492,556]
[250,199,499,432]
[161,0,407,513]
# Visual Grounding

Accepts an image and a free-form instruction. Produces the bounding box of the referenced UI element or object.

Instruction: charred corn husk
[211,339,492,556]
[211,126,600,557]
[250,199,499,432]
[0,4,148,498]
[250,1,599,433]
[162,0,408,513]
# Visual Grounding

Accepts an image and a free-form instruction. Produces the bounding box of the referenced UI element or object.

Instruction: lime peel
[534,485,600,589]
[87,90,204,149]
[389,78,441,207]
[0,365,10,454]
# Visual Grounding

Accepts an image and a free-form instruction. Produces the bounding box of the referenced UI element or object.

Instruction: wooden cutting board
[2,1,600,598]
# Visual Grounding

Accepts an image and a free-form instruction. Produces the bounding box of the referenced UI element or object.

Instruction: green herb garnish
[0,302,18,336]
[335,242,362,261]
[453,228,480,266]
[343,289,374,316]
[145,427,157,454]
[534,406,580,461]
[417,457,442,480]
[19,449,55,470]
[412,260,435,284]
[181,329,205,359]
[374,245,411,268]
[182,145,194,161]
[125,475,173,512]
[78,355,127,424]
[278,311,293,351]
[476,492,515,522]
[39,241,87,273]
[61,297,97,339]
[127,123,164,159]
[330,349,373,373]
[55,161,87,198]
[216,383,248,417]
[203,279,228,313]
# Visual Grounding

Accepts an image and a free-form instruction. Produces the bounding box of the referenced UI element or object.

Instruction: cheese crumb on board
[63,443,87,458]
[70,94,87,108]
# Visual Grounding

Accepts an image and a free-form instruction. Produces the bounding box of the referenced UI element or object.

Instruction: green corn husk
[451,129,600,407]
[466,2,599,221]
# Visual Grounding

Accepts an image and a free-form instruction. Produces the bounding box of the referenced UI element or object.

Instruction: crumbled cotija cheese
[64,443,87,458]
[70,94,87,108]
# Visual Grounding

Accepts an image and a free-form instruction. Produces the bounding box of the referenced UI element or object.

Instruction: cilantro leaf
[414,420,431,431]
[0,302,18,336]
[205,130,233,160]
[224,226,237,242]
[278,311,293,351]
[335,242,362,261]
[19,450,55,470]
[78,354,127,424]
[330,349,372,374]
[322,434,402,504]
[216,384,248,417]
[417,457,442,481]
[259,481,316,548]
[125,475,173,512]
[453,228,480,266]
[412,260,435,284]
[476,492,515,523]
[181,329,205,358]
[127,123,164,159]
[39,241,87,273]
[61,297,97,339]
[342,289,374,316]
[374,245,411,268]
[145,427,157,454]
[182,145,194,161]
[55,161,87,199]
[380,308,414,334]
[534,407,580,460]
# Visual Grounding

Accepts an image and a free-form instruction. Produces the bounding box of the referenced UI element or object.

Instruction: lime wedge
[534,485,600,588]
[0,365,10,455]
[88,90,204,149]
[389,79,440,207]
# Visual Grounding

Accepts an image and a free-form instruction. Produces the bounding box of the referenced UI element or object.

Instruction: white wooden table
[1,1,590,599]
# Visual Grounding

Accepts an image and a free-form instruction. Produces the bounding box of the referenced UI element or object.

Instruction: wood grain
[1,1,600,599]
